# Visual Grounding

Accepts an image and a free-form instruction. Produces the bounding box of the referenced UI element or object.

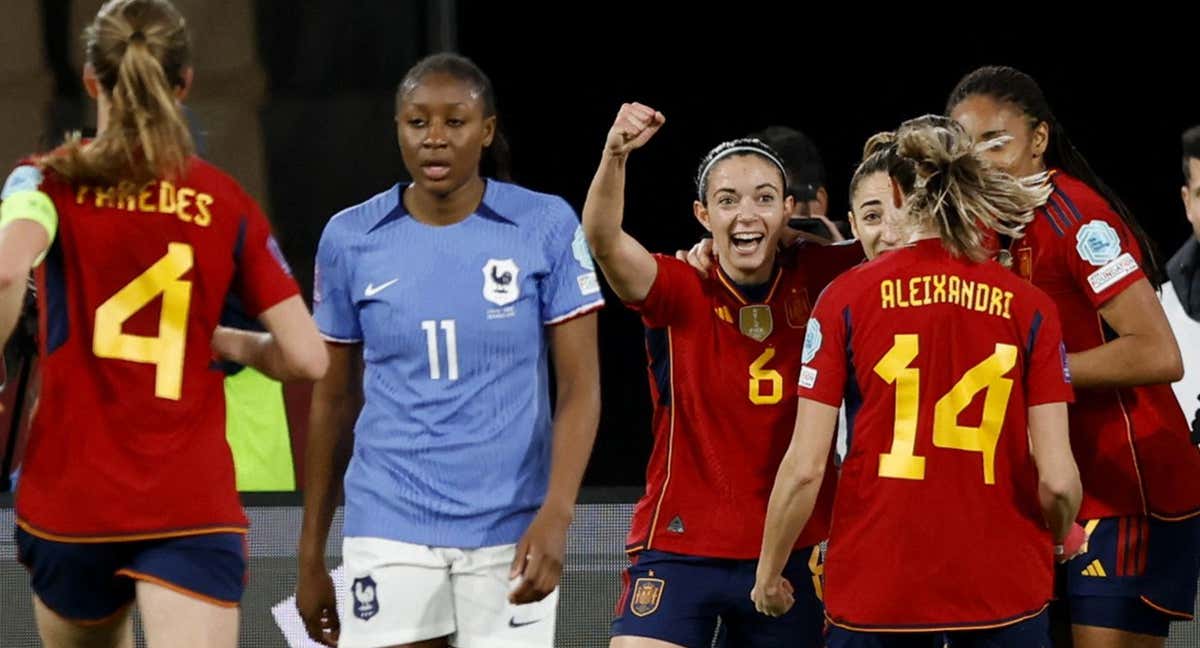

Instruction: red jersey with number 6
[5,157,298,541]
[624,242,862,560]
[799,239,1073,630]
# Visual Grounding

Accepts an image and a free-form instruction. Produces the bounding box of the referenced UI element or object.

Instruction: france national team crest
[630,577,665,617]
[739,305,773,342]
[802,319,822,364]
[482,258,521,307]
[1075,221,1122,266]
[351,575,379,621]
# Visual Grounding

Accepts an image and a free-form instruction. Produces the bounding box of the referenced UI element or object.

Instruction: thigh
[136,580,238,648]
[33,594,134,648]
[337,537,455,648]
[449,543,557,648]
[611,551,724,648]
[722,548,825,648]
[1066,517,1174,639]
[16,526,137,625]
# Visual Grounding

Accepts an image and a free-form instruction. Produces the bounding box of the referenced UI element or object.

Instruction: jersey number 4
[874,334,1017,484]
[93,243,194,401]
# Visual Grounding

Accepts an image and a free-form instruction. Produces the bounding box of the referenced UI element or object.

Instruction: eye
[446,118,465,127]
[407,118,426,128]
[718,196,736,206]
[862,211,881,224]
[757,194,776,204]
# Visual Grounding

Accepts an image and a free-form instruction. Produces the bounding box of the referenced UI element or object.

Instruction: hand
[509,504,572,604]
[674,237,716,276]
[1056,522,1088,563]
[296,561,340,646]
[605,102,665,158]
[750,573,795,617]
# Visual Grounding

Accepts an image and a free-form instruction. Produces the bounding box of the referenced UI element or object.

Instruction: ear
[848,210,860,239]
[175,66,194,101]
[82,63,101,99]
[1031,120,1050,159]
[693,200,713,232]
[481,114,496,148]
[782,194,796,218]
[1182,185,1189,211]
[815,186,829,215]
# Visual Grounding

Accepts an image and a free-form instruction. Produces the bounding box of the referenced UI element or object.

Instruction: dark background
[8,2,1197,486]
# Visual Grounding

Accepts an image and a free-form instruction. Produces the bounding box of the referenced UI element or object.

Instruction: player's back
[804,238,1071,629]
[16,157,298,539]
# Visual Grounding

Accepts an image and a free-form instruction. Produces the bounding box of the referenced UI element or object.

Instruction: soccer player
[296,53,604,648]
[583,102,850,648]
[948,66,1200,646]
[753,115,1083,647]
[0,1,327,646]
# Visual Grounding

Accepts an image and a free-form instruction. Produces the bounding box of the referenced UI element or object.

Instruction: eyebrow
[757,183,779,191]
[857,199,882,210]
[981,129,1007,140]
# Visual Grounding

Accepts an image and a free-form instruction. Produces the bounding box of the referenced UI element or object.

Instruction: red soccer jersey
[1010,171,1200,520]
[800,238,1073,630]
[12,157,299,540]
[625,242,862,559]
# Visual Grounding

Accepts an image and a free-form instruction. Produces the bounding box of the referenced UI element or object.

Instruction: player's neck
[719,258,775,287]
[405,176,487,226]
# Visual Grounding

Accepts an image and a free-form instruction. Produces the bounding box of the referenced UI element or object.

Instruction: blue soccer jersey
[314,180,604,548]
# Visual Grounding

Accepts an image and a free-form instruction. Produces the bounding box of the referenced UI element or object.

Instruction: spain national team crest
[739,305,773,342]
[482,258,520,306]
[351,575,379,621]
[784,288,811,328]
[630,577,665,617]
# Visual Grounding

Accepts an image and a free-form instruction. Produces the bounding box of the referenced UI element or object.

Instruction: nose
[423,121,448,148]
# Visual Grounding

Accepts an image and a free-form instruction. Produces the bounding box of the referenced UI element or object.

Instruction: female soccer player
[754,116,1083,648]
[949,66,1200,646]
[583,102,852,647]
[0,1,326,646]
[296,53,604,648]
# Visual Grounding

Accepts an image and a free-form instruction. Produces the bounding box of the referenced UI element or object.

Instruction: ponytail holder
[130,30,146,43]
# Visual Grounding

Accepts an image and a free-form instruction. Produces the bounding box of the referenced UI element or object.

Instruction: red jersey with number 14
[11,157,299,541]
[799,239,1073,630]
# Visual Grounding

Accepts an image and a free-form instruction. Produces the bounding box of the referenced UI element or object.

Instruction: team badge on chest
[739,305,773,342]
[482,258,520,306]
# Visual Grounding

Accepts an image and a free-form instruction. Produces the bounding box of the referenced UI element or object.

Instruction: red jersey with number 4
[1009,170,1200,520]
[8,157,298,540]
[625,243,863,559]
[799,239,1073,629]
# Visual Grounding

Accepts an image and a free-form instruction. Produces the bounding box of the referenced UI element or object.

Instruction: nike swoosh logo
[508,618,541,628]
[364,278,399,297]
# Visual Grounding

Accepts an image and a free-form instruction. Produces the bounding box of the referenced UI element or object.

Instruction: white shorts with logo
[338,537,558,648]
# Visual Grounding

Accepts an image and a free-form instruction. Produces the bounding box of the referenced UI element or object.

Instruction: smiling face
[849,170,912,260]
[693,153,792,284]
[395,72,496,197]
[950,93,1048,178]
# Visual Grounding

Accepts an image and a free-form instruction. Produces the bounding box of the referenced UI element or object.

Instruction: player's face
[1184,158,1200,240]
[694,155,793,283]
[950,94,1048,179]
[396,73,496,197]
[850,171,910,260]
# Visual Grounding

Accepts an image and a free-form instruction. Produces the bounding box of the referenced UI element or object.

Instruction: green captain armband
[0,189,58,266]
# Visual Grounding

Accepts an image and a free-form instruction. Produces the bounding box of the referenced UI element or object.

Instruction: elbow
[1162,347,1185,383]
[0,263,26,292]
[792,458,827,490]
[287,345,329,382]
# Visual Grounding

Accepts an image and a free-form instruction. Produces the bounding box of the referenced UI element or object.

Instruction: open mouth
[731,232,765,253]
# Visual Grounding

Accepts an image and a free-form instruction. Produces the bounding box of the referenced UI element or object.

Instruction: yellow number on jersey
[93,243,194,400]
[875,334,1018,484]
[749,347,783,405]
